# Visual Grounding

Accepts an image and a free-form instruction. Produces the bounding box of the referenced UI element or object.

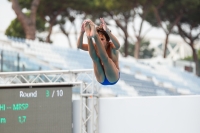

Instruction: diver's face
[98,33,107,48]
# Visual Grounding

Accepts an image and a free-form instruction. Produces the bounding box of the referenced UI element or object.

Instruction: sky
[0,0,16,33]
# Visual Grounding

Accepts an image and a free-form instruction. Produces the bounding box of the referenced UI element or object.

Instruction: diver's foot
[89,22,97,38]
[84,22,91,38]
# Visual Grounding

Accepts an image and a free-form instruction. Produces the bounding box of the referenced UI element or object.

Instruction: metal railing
[0,69,99,133]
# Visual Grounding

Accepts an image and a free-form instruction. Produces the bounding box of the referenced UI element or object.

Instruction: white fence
[73,95,200,133]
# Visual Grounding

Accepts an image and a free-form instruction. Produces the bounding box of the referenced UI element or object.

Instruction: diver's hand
[100,18,110,32]
[81,20,87,33]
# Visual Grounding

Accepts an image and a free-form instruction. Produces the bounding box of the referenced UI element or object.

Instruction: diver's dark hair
[96,26,110,42]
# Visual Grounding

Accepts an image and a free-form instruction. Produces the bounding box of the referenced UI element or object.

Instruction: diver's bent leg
[87,37,105,82]
[92,60,105,83]
[90,23,119,83]
[92,33,109,61]
[101,58,120,83]
[87,37,98,60]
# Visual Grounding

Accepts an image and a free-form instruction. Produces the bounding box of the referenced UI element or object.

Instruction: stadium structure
[0,34,200,133]
[0,34,200,97]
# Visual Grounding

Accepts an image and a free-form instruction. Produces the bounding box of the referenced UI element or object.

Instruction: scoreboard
[0,85,72,133]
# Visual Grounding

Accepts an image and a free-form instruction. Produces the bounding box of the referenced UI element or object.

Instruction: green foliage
[183,50,200,61]
[5,18,25,38]
[5,15,45,38]
[183,56,193,61]
[36,16,46,32]
[8,0,32,9]
[183,49,200,76]
[145,0,198,29]
[18,0,32,9]
[120,40,155,59]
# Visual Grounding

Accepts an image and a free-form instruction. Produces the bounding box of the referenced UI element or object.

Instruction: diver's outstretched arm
[100,18,120,50]
[77,21,88,51]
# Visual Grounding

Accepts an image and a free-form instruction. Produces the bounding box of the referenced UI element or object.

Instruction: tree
[107,10,133,57]
[183,50,200,75]
[5,18,25,38]
[9,0,86,43]
[103,0,135,57]
[120,40,155,59]
[133,0,153,59]
[103,0,157,59]
[10,0,40,40]
[151,0,183,58]
[59,13,76,48]
[37,0,100,43]
[5,15,45,39]
[183,50,200,61]
[175,1,200,76]
[37,0,69,43]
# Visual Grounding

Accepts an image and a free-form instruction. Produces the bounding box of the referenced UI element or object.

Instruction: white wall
[73,95,200,133]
